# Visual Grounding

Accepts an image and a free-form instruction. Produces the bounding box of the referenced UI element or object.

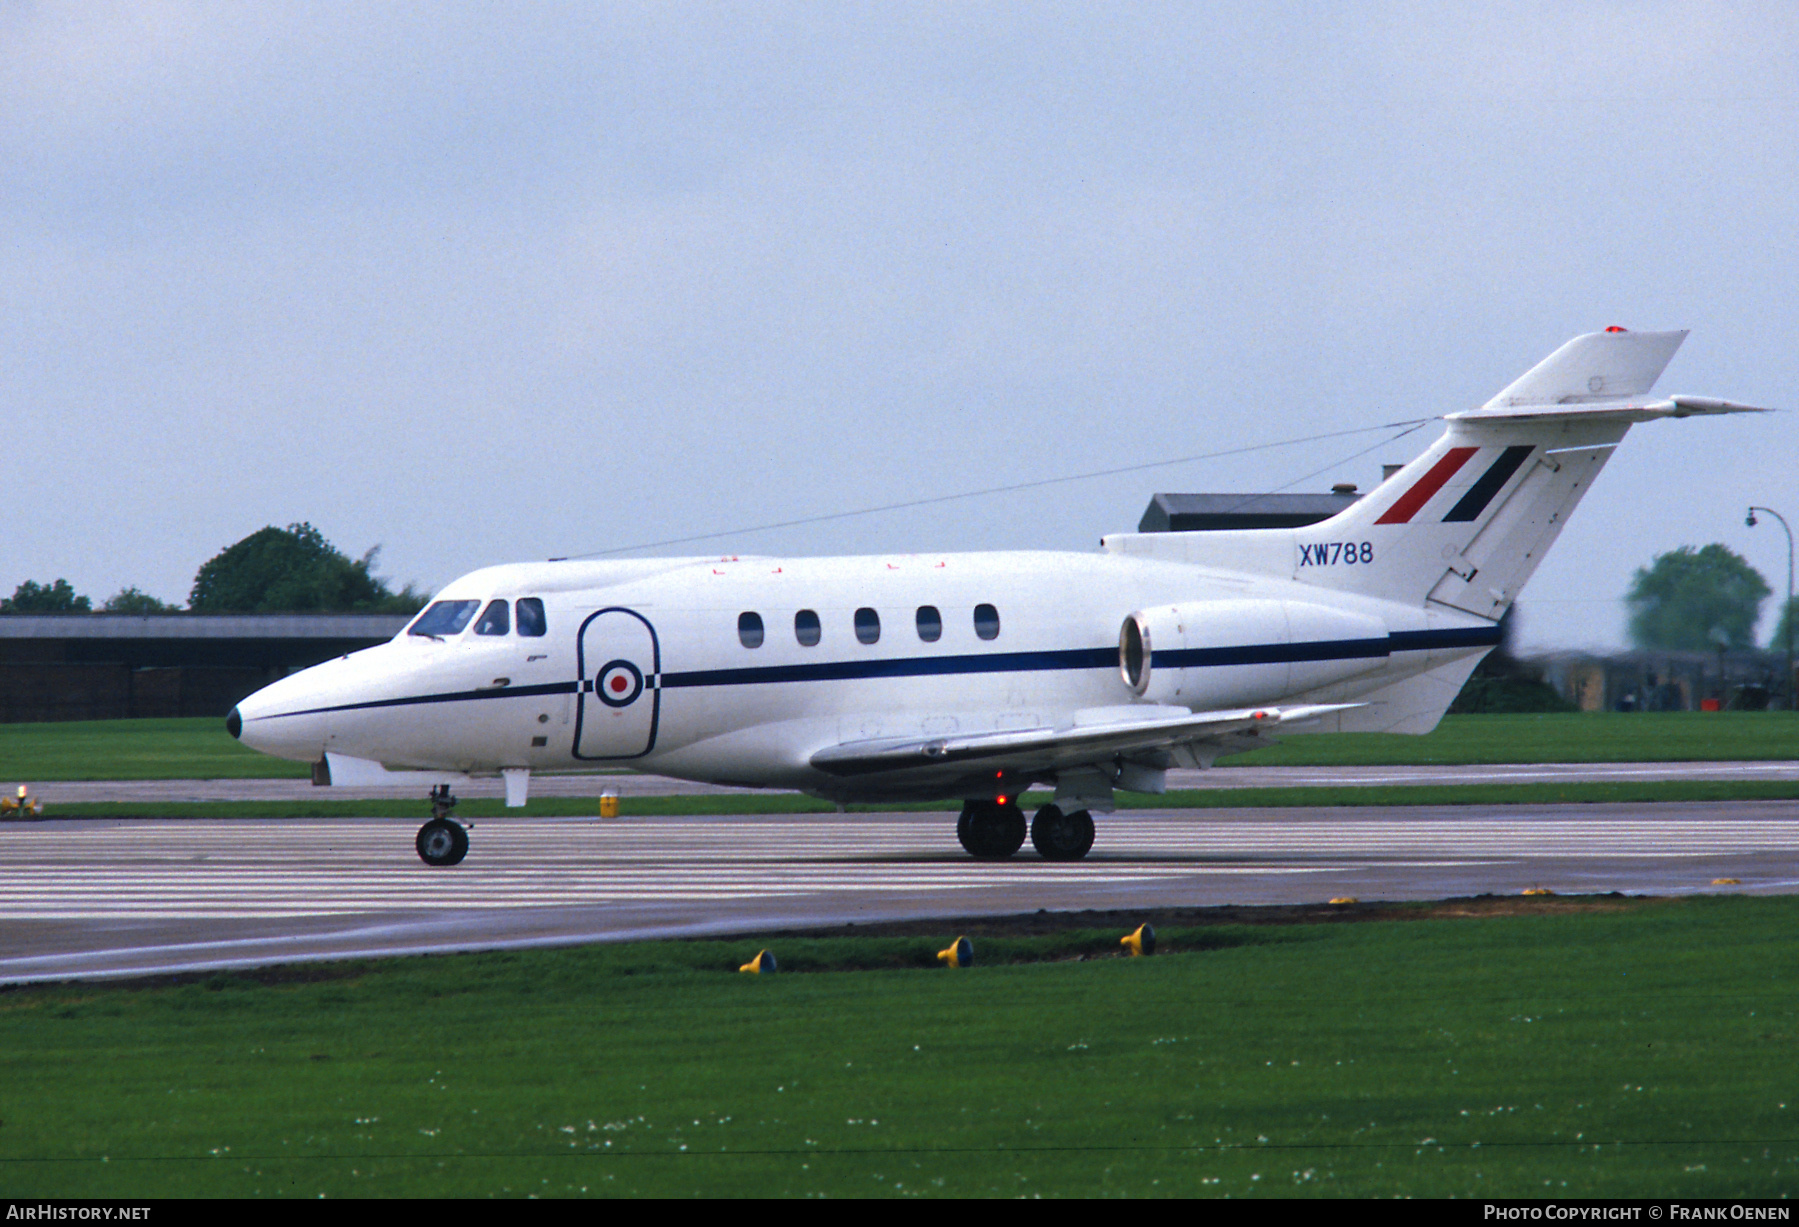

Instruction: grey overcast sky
[4,2,1796,650]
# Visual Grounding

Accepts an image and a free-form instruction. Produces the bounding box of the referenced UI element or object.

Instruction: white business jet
[229,329,1769,865]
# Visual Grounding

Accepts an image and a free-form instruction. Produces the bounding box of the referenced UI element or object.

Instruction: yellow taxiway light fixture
[738,949,775,974]
[599,791,619,819]
[1120,923,1156,957]
[1522,886,1555,896]
[937,936,972,968]
[1,786,40,818]
[1328,896,1358,905]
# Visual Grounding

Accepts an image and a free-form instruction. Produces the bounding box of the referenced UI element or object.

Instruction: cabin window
[795,609,821,647]
[854,607,881,644]
[474,600,511,636]
[915,605,942,642]
[974,603,1001,640]
[409,600,479,638]
[738,611,765,649]
[516,598,547,637]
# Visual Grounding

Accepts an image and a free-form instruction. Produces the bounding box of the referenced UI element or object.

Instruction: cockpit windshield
[474,600,510,636]
[408,600,480,638]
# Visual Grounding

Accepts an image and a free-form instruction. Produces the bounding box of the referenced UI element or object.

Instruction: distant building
[0,614,409,722]
[1138,489,1362,534]
[1533,648,1790,712]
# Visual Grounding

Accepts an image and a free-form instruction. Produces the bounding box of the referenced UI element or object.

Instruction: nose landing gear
[416,784,469,867]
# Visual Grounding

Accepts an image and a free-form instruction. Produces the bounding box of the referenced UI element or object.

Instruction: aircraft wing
[809,702,1362,780]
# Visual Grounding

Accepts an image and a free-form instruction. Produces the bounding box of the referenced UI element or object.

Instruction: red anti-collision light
[1605,326,1629,333]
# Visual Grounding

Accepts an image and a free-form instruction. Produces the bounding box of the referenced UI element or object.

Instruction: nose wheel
[416,785,469,866]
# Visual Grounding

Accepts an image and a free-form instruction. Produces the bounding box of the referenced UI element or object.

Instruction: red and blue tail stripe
[1374,447,1477,524]
[1375,446,1535,525]
[1442,446,1534,522]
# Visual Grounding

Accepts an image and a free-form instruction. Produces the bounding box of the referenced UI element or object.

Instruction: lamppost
[1747,506,1794,711]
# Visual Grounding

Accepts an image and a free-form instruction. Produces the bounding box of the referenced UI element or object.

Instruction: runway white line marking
[4,814,1795,928]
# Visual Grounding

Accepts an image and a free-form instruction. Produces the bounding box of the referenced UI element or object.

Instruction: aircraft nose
[231,646,417,764]
[232,669,338,763]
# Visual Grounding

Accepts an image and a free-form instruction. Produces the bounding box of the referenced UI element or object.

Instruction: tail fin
[1483,328,1687,408]
[1293,329,1770,618]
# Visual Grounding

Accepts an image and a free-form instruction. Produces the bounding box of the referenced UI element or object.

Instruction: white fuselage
[230,327,1763,814]
[232,545,1492,801]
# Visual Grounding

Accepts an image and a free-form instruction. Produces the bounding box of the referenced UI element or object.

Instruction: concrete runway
[5,798,1798,983]
[22,759,1799,805]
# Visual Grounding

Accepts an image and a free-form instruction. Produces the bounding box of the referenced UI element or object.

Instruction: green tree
[0,578,92,613]
[101,587,182,614]
[189,524,426,614]
[1771,597,1799,655]
[1626,544,1770,651]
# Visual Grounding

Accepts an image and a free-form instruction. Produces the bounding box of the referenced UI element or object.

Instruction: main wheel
[1031,805,1096,861]
[1067,809,1095,858]
[957,805,977,854]
[990,802,1027,858]
[959,800,1026,859]
[416,818,469,867]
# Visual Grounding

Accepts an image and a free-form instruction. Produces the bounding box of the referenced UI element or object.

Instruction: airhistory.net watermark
[5,1208,150,1221]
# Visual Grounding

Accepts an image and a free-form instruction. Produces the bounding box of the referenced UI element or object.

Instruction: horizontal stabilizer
[811,702,1362,779]
[1450,394,1776,424]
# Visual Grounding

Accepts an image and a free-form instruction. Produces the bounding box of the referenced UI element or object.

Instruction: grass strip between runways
[5,711,1799,781]
[0,894,1794,1197]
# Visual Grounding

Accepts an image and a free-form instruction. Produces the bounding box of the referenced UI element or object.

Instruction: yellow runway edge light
[938,936,972,968]
[739,949,775,974]
[1,786,41,818]
[1120,923,1156,957]
[599,792,619,819]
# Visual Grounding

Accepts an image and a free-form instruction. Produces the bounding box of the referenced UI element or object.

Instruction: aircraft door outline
[573,607,660,760]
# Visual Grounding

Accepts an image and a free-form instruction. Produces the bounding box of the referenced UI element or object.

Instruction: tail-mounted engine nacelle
[1120,600,1389,708]
[1119,607,1171,699]
[1119,603,1213,705]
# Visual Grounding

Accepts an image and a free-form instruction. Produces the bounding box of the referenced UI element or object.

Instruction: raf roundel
[595,659,644,708]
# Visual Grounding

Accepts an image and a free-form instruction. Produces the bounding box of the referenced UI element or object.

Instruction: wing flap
[810,703,1362,778]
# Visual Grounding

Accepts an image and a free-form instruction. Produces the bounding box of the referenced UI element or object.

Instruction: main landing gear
[957,798,1025,859]
[416,784,469,867]
[1029,804,1095,861]
[956,800,1096,860]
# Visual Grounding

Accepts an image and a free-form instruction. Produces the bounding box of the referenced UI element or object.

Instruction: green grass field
[1,895,1793,1198]
[2,711,1797,783]
[0,717,311,781]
